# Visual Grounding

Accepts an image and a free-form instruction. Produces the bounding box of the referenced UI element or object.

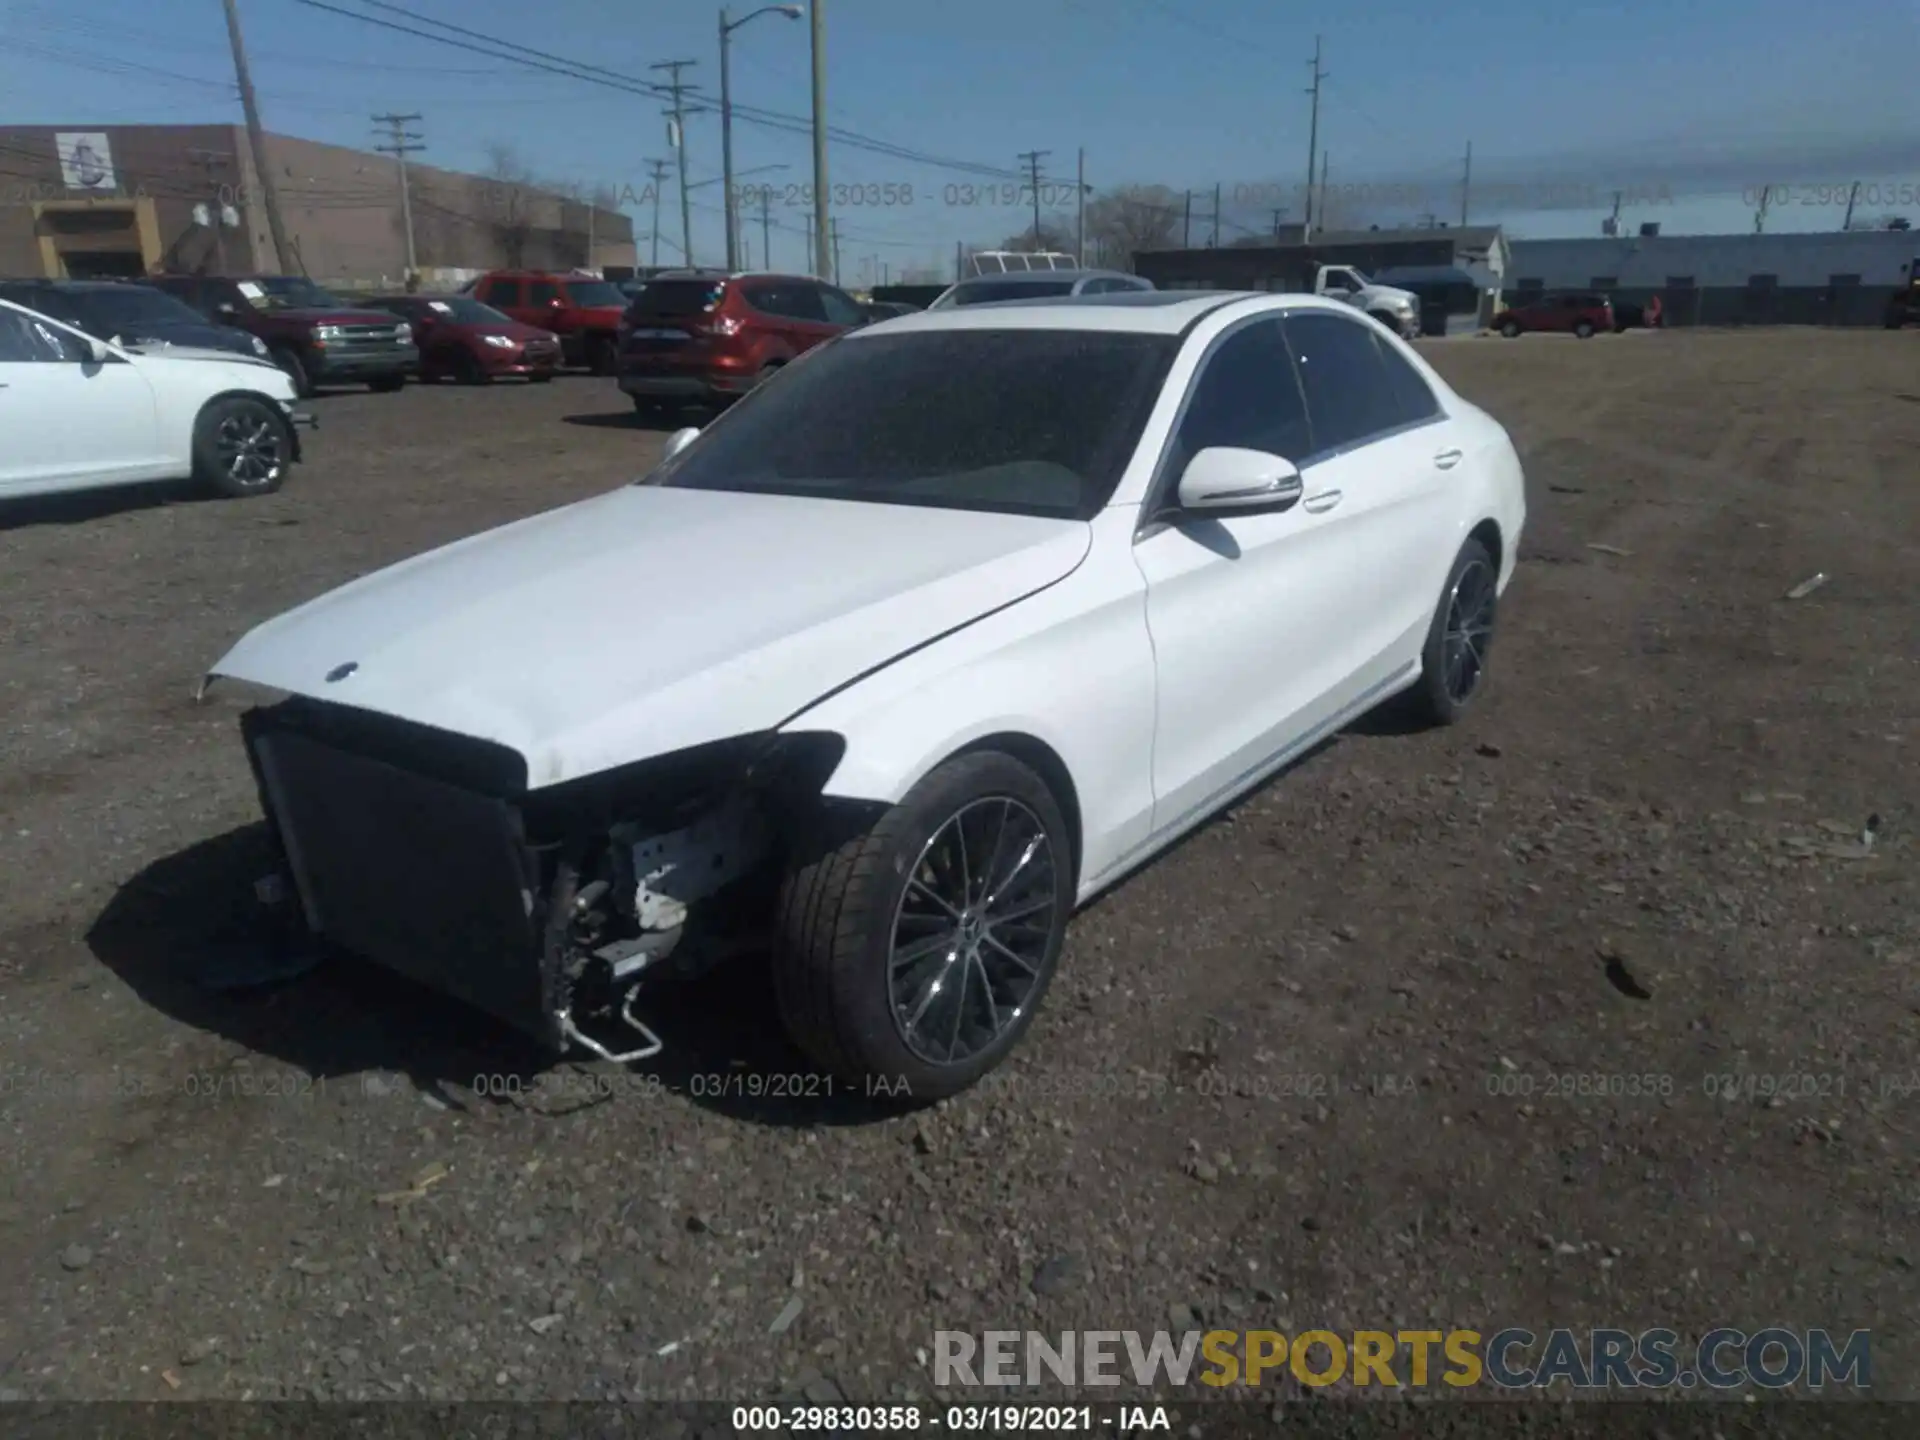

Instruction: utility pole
[1459,140,1472,227]
[645,158,670,265]
[186,147,231,273]
[809,0,830,281]
[1303,34,1326,240]
[1606,190,1622,236]
[220,0,291,271]
[1210,181,1220,247]
[1319,151,1329,230]
[651,59,699,268]
[802,210,814,273]
[1017,149,1049,248]
[1076,147,1086,266]
[830,214,841,284]
[1842,179,1860,231]
[954,239,963,281]
[759,184,772,268]
[371,112,424,280]
[1754,184,1771,234]
[1183,190,1191,247]
[1272,207,1285,239]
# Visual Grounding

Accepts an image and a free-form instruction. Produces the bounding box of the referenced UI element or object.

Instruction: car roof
[0,278,147,292]
[844,290,1364,337]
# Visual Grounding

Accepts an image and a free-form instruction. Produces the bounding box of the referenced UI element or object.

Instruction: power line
[290,0,1025,182]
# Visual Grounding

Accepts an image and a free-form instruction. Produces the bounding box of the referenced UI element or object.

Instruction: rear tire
[772,752,1073,1100]
[192,396,291,500]
[271,346,313,398]
[453,349,488,386]
[1403,537,1498,729]
[1575,320,1595,339]
[1500,319,1521,338]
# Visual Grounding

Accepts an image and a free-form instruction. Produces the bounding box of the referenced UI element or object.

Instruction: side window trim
[1134,310,1314,533]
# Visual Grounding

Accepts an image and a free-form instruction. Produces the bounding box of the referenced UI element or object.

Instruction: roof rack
[965,250,1079,275]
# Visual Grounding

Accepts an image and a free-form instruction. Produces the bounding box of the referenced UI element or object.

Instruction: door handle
[1302,488,1343,513]
[1433,447,1464,469]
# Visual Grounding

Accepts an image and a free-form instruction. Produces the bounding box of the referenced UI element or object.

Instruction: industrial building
[0,124,634,285]
[1505,230,1917,326]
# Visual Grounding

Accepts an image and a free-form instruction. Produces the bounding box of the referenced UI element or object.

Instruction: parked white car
[0,297,310,502]
[206,291,1525,1096]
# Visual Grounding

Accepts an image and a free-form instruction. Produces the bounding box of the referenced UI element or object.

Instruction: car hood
[131,344,287,374]
[1357,283,1419,307]
[209,486,1091,788]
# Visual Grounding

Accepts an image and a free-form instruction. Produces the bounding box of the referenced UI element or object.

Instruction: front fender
[781,507,1158,900]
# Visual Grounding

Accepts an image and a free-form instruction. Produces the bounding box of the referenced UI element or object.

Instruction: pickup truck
[1301,264,1423,337]
[144,274,417,397]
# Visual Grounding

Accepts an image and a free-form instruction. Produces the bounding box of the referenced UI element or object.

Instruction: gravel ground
[0,332,1916,1407]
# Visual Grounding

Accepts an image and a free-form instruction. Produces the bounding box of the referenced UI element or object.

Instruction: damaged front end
[239,698,845,1059]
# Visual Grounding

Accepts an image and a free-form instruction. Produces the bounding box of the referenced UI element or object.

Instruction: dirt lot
[1,332,1915,1407]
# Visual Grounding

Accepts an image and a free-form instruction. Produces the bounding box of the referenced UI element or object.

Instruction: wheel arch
[945,730,1083,891]
[194,388,300,457]
[1467,516,1504,579]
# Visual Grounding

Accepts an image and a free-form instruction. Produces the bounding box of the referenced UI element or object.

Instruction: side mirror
[662,425,700,459]
[1175,447,1302,514]
[75,334,110,364]
[215,301,238,318]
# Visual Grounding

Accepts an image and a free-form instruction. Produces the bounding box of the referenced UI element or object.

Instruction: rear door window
[636,278,731,318]
[526,280,560,308]
[487,278,524,307]
[817,285,866,326]
[1282,310,1406,454]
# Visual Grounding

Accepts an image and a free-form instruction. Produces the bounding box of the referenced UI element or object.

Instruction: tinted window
[0,306,85,361]
[745,282,825,321]
[239,277,343,310]
[649,329,1177,520]
[1282,311,1403,453]
[950,279,1077,306]
[68,287,208,335]
[635,278,729,317]
[527,280,560,306]
[1370,332,1441,429]
[1167,320,1313,478]
[487,279,524,307]
[818,286,867,326]
[0,288,77,325]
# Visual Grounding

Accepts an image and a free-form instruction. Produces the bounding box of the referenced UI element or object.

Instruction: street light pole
[719,6,802,273]
[810,0,830,282]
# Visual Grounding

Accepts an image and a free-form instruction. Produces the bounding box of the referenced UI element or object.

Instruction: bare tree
[480,143,536,268]
[999,218,1076,254]
[1082,184,1181,268]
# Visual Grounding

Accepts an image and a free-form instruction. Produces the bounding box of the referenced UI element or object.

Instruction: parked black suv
[0,278,269,359]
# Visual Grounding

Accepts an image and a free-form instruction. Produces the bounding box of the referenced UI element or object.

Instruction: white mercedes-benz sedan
[205,291,1525,1097]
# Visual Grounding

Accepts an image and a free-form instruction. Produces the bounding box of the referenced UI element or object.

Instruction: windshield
[645,329,1176,520]
[945,279,1077,307]
[70,287,207,334]
[241,277,345,310]
[566,280,627,307]
[416,297,515,325]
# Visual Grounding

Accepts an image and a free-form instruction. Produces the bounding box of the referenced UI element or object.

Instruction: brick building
[0,123,634,283]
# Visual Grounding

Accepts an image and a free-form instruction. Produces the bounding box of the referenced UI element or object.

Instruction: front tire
[772,752,1073,1099]
[1500,319,1521,338]
[1403,537,1498,728]
[1575,320,1596,339]
[192,396,291,499]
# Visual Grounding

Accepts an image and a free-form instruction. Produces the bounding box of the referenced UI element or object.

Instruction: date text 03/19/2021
[729,1404,1169,1431]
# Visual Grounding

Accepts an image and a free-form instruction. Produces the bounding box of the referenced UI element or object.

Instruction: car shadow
[85,824,916,1129]
[561,410,699,433]
[0,480,200,530]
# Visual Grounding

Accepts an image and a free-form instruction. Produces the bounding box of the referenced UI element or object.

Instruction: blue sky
[2,0,1912,281]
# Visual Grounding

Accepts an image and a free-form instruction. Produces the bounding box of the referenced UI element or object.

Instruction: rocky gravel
[0,333,1915,1406]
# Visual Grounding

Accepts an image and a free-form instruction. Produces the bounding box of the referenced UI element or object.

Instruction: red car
[466,270,630,373]
[617,269,869,415]
[374,293,561,384]
[1494,291,1615,339]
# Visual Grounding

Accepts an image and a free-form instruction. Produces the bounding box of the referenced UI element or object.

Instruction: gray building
[1505,230,1918,326]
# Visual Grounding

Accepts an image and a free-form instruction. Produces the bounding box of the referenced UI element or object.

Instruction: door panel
[0,309,163,495]
[1132,316,1361,832]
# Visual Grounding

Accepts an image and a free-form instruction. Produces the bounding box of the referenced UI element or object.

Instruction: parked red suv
[144,274,417,395]
[1494,291,1615,339]
[373,293,562,383]
[616,270,868,414]
[465,270,629,373]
